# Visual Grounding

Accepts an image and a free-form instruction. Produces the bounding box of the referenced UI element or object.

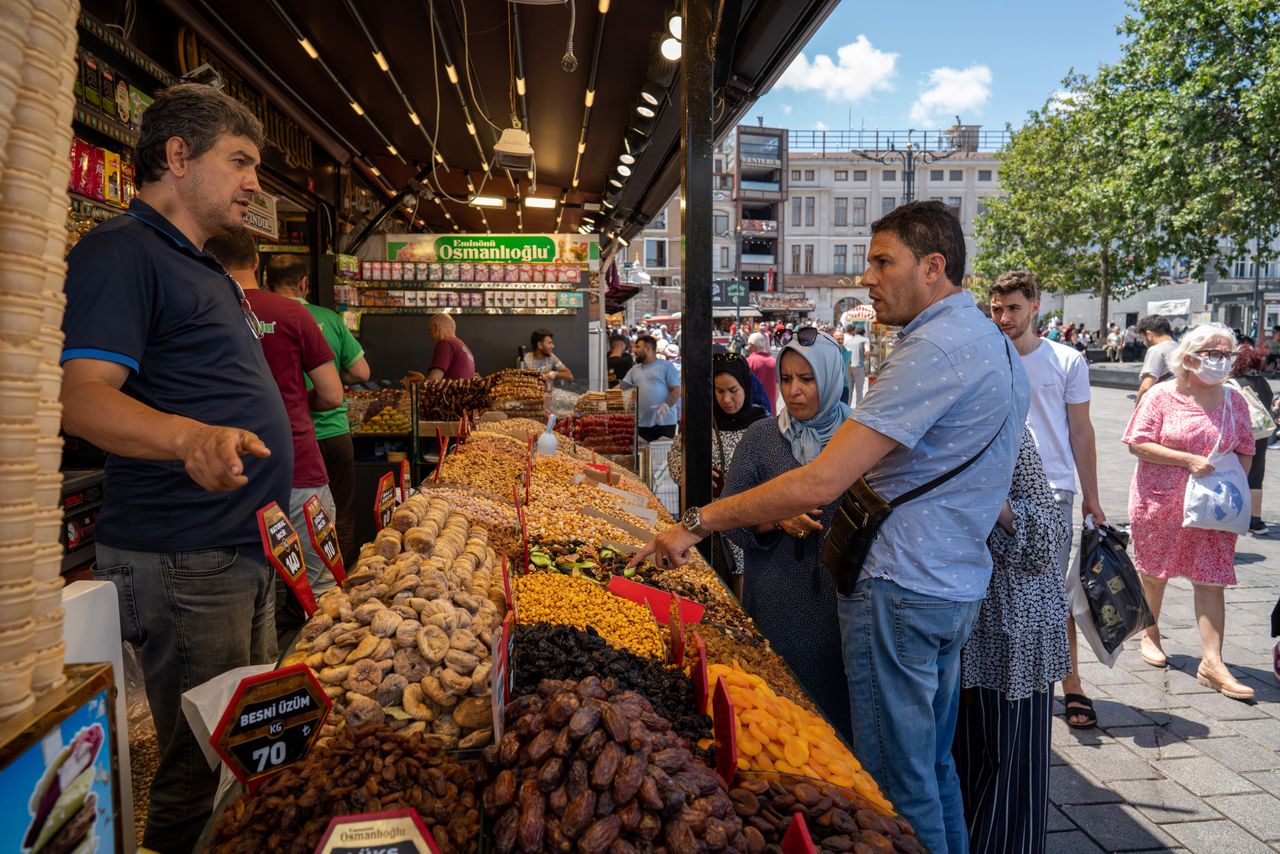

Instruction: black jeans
[94,544,277,853]
[317,433,358,568]
[637,424,677,442]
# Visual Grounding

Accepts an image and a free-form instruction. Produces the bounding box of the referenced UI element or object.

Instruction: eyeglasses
[227,275,265,340]
[1195,349,1233,360]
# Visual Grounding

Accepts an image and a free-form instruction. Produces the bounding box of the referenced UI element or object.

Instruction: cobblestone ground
[1049,384,1280,853]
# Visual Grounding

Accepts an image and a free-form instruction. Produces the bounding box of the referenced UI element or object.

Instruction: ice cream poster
[2,688,115,853]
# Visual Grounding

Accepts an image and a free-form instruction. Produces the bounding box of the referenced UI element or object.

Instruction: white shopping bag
[1182,392,1250,535]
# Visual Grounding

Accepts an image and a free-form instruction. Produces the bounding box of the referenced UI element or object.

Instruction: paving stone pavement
[1048,385,1280,852]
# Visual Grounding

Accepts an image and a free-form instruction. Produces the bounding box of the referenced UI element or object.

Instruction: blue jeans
[838,576,982,854]
[94,543,277,854]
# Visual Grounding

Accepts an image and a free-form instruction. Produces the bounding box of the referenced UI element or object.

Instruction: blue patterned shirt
[851,291,1030,601]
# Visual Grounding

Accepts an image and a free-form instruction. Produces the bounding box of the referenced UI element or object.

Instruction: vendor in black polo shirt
[59,84,292,854]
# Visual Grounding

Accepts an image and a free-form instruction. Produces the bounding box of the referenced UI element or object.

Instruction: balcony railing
[787,128,1011,156]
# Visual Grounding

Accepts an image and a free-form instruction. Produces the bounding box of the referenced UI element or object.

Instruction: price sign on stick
[210,663,330,790]
[713,676,738,787]
[399,458,412,501]
[257,501,316,615]
[692,631,709,714]
[489,613,515,742]
[781,813,818,854]
[303,495,345,587]
[374,472,397,529]
[314,809,441,854]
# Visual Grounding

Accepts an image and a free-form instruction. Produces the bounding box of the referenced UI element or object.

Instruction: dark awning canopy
[163,0,838,245]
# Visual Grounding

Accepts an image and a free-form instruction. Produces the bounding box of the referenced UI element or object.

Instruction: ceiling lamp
[350,101,364,115]
[615,234,630,247]
[660,37,681,61]
[609,178,623,188]
[524,197,556,209]
[636,103,656,119]
[617,163,632,177]
[667,14,682,39]
[640,87,660,106]
[298,38,319,60]
[373,51,389,72]
[619,152,635,165]
[469,195,507,209]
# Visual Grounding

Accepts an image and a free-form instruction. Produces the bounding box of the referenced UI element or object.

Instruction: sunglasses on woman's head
[795,326,821,346]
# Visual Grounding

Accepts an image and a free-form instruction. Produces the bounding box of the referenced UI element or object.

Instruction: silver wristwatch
[681,506,712,539]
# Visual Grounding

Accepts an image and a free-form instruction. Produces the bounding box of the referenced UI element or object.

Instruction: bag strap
[887,339,1015,509]
[1207,388,1233,458]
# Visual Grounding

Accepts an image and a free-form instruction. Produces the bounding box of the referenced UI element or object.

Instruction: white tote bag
[1182,391,1250,535]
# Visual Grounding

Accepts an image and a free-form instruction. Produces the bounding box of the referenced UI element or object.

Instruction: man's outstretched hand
[629,523,702,570]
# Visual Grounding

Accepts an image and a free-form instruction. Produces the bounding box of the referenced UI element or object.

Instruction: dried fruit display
[557,413,636,456]
[208,726,481,853]
[705,661,893,815]
[418,376,494,421]
[482,675,748,854]
[633,564,762,640]
[513,623,711,745]
[514,573,663,659]
[690,624,816,714]
[433,447,525,496]
[727,775,923,853]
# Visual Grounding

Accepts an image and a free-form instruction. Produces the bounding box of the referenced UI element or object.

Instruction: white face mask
[1192,355,1232,385]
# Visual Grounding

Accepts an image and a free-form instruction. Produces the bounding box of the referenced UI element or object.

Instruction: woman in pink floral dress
[1123,324,1256,701]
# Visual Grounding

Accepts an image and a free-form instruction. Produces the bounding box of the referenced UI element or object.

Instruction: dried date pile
[209,726,482,854]
[727,776,923,854]
[482,675,748,854]
[514,623,711,745]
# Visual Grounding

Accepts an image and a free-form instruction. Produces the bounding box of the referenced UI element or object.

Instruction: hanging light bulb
[660,37,681,61]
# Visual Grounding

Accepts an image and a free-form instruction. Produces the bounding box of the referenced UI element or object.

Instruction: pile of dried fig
[482,675,747,854]
[291,499,506,748]
[209,725,481,853]
[727,776,923,854]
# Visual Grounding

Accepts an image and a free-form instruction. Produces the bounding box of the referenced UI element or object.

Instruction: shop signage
[738,218,778,234]
[176,30,314,170]
[303,494,345,587]
[556,292,585,308]
[257,501,317,615]
[386,233,597,266]
[755,294,814,312]
[711,279,748,308]
[374,472,397,529]
[243,191,279,240]
[712,677,738,786]
[1147,298,1191,317]
[210,664,330,789]
[314,810,441,854]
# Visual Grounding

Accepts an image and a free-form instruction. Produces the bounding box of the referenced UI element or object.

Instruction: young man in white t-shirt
[990,271,1107,729]
[843,324,871,405]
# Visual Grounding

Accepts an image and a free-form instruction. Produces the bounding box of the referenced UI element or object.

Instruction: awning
[840,305,876,324]
[713,306,762,318]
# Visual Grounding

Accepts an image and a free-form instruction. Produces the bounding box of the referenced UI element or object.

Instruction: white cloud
[781,104,793,115]
[815,120,829,130]
[909,65,992,126]
[1047,88,1082,113]
[777,36,897,102]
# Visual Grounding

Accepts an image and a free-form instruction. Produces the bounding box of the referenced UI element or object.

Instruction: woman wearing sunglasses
[721,327,855,742]
[1123,323,1256,700]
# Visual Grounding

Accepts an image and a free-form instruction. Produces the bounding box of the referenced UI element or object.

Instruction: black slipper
[1063,692,1097,729]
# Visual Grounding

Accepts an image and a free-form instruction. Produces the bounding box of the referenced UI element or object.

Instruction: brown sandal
[1196,665,1255,701]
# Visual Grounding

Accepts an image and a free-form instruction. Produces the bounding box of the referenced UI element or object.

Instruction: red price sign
[607,575,706,626]
[399,458,412,501]
[374,471,396,529]
[210,664,330,790]
[257,501,316,615]
[303,494,345,587]
[713,676,738,787]
[314,809,441,854]
[692,631,709,715]
[490,612,515,742]
[670,615,686,668]
[782,814,817,854]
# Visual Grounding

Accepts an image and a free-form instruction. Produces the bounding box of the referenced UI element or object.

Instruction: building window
[853,169,867,180]
[882,170,896,181]
[947,196,962,216]
[835,169,848,181]
[804,244,814,274]
[851,244,866,274]
[791,169,800,180]
[949,169,962,181]
[719,246,730,269]
[714,158,723,172]
[930,169,944,181]
[978,169,992,181]
[833,197,848,227]
[804,197,815,227]
[791,197,802,227]
[881,196,896,216]
[976,199,990,217]
[714,212,729,235]
[833,245,847,275]
[1234,258,1248,278]
[645,239,666,267]
[851,197,867,227]
[804,169,815,181]
[648,210,667,230]
[791,244,801,274]
[659,297,669,311]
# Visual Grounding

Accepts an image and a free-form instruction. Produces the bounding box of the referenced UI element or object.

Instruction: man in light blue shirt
[622,334,682,442]
[634,201,1028,854]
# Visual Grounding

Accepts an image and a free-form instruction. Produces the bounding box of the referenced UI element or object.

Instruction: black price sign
[258,501,316,614]
[314,810,441,854]
[210,664,330,789]
[304,494,346,587]
[374,471,397,529]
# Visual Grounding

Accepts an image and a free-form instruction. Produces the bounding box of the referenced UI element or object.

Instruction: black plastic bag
[1078,523,1155,655]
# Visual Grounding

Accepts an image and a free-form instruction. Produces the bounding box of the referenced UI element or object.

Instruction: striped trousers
[951,686,1052,854]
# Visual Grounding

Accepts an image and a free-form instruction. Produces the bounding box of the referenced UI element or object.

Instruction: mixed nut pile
[482,676,749,854]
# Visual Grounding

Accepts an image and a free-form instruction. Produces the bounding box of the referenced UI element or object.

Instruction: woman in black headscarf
[711,353,770,596]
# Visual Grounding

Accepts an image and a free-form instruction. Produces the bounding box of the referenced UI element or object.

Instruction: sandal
[1196,665,1255,701]
[1063,693,1098,729]
[1140,636,1167,668]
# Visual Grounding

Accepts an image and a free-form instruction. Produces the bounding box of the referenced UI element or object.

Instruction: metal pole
[1253,233,1264,341]
[680,0,715,514]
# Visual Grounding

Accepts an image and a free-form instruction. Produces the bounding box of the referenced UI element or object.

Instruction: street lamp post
[851,131,955,205]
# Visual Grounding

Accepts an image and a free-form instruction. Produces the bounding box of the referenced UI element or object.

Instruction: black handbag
[820,343,1014,595]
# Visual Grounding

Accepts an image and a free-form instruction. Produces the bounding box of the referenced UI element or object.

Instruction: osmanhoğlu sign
[435,236,556,263]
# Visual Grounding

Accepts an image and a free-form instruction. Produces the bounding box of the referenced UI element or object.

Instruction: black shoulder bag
[820,342,1014,595]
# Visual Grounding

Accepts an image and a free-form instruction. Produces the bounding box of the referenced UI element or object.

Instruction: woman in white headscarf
[722,327,854,742]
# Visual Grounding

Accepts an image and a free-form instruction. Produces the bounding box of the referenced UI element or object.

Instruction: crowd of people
[634,200,1276,854]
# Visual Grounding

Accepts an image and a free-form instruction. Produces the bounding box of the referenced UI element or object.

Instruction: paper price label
[211,664,330,789]
[303,494,346,587]
[375,472,397,529]
[258,501,316,615]
[315,809,441,854]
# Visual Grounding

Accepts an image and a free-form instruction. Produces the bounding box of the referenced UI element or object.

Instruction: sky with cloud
[751,0,1132,133]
